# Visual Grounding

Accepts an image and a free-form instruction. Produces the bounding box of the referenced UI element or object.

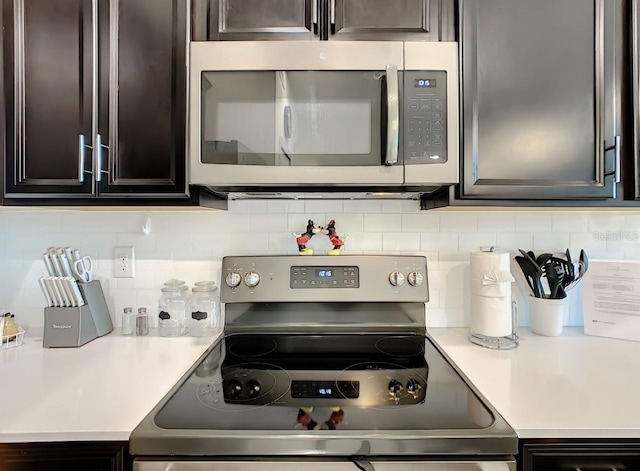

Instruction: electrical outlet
[114,246,135,278]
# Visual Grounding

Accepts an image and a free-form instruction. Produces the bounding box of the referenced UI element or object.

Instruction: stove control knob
[244,272,260,288]
[389,272,405,287]
[246,380,261,398]
[388,380,404,395]
[407,378,423,398]
[226,379,243,399]
[408,271,424,287]
[225,272,242,288]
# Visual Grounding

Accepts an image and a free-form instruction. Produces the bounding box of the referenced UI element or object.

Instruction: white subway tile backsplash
[439,213,477,232]
[343,200,381,213]
[402,213,440,232]
[0,207,633,330]
[515,212,552,232]
[421,232,459,252]
[305,200,343,214]
[458,232,497,252]
[477,213,516,233]
[382,233,420,251]
[533,232,570,252]
[364,214,402,232]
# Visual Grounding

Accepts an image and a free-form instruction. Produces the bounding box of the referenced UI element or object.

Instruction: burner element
[228,337,277,358]
[375,336,425,357]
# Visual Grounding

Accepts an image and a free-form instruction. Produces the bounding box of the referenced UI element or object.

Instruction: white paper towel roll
[469,250,514,297]
[469,250,514,337]
[469,294,513,337]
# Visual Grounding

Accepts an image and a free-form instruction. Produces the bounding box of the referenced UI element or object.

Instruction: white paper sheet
[582,260,640,342]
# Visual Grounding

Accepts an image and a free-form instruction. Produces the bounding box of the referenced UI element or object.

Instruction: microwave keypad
[404,71,447,164]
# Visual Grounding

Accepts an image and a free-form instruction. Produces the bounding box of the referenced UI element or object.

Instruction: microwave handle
[312,0,318,35]
[385,64,399,166]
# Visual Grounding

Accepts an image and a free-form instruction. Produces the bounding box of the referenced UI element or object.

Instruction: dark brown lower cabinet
[0,442,132,471]
[519,439,640,471]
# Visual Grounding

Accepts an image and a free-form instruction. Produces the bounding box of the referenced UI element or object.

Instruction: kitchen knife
[59,277,77,307]
[47,247,64,277]
[65,277,85,307]
[43,253,56,276]
[45,277,62,307]
[38,277,54,307]
[54,277,70,307]
[57,248,74,277]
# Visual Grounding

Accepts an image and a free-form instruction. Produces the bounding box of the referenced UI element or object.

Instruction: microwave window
[200,71,387,167]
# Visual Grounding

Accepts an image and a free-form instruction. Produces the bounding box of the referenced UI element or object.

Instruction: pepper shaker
[136,307,149,336]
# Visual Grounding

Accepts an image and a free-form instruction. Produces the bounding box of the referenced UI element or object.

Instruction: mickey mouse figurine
[294,219,345,256]
[324,219,344,256]
[294,219,321,256]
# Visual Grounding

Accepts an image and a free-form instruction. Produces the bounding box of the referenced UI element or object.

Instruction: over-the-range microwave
[188,41,458,198]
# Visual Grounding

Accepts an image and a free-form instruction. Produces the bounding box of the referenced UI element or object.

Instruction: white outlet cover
[114,246,135,278]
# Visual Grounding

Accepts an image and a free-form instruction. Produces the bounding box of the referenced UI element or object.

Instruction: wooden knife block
[43,280,114,348]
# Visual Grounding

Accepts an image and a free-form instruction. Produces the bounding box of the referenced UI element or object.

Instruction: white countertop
[2,326,640,443]
[1,329,213,443]
[429,327,640,439]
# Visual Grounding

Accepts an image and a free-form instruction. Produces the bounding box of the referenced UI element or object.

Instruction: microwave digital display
[414,79,436,88]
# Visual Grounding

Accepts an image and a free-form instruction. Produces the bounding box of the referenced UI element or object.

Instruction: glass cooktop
[154,333,494,431]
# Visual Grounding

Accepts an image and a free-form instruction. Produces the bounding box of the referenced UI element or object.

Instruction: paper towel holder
[468,300,519,350]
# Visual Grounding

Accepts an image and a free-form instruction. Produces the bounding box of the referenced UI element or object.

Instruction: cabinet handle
[330,0,336,34]
[384,64,399,166]
[312,0,318,34]
[604,135,621,184]
[95,133,110,182]
[78,134,86,183]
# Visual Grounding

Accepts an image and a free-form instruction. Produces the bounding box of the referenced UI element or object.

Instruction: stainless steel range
[130,255,517,470]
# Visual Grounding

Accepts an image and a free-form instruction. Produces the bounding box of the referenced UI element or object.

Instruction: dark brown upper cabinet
[193,0,454,41]
[458,0,625,200]
[2,0,188,200]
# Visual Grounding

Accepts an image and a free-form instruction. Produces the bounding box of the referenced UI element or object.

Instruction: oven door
[189,41,404,187]
[135,459,516,470]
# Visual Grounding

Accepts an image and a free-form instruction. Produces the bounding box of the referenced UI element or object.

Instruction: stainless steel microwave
[188,41,458,194]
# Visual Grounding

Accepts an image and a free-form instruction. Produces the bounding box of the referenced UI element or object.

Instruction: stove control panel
[221,255,428,303]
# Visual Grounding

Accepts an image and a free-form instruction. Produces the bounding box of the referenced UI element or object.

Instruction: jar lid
[192,285,219,293]
[161,285,189,292]
[164,278,186,287]
[194,280,216,287]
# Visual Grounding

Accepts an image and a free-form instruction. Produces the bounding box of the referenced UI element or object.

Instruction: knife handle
[43,253,56,277]
[38,277,54,307]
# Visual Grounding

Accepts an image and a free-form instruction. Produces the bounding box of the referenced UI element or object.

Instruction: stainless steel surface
[13,0,26,182]
[92,0,99,185]
[189,41,458,190]
[78,134,86,183]
[131,256,516,466]
[385,65,399,166]
[460,0,620,199]
[95,134,103,182]
[613,134,621,184]
[135,460,516,471]
[220,255,428,304]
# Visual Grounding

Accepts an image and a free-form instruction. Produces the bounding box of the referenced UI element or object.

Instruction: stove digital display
[316,269,333,277]
[291,381,359,399]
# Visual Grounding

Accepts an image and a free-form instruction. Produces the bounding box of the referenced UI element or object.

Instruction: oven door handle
[384,64,399,166]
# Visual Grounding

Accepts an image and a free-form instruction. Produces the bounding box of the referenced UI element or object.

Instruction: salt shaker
[122,307,135,335]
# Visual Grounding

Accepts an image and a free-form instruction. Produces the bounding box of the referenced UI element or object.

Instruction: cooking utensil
[43,253,56,276]
[57,248,74,277]
[536,253,553,267]
[47,247,64,277]
[542,263,566,299]
[580,249,589,275]
[73,256,93,283]
[515,255,543,298]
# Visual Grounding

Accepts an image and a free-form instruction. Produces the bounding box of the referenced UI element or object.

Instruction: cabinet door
[201,0,317,41]
[330,0,454,41]
[2,0,95,197]
[460,0,622,199]
[633,0,640,199]
[97,0,188,196]
[521,441,640,471]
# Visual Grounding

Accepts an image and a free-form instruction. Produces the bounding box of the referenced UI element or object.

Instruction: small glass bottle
[122,307,135,336]
[158,285,190,337]
[136,307,149,336]
[190,283,221,337]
